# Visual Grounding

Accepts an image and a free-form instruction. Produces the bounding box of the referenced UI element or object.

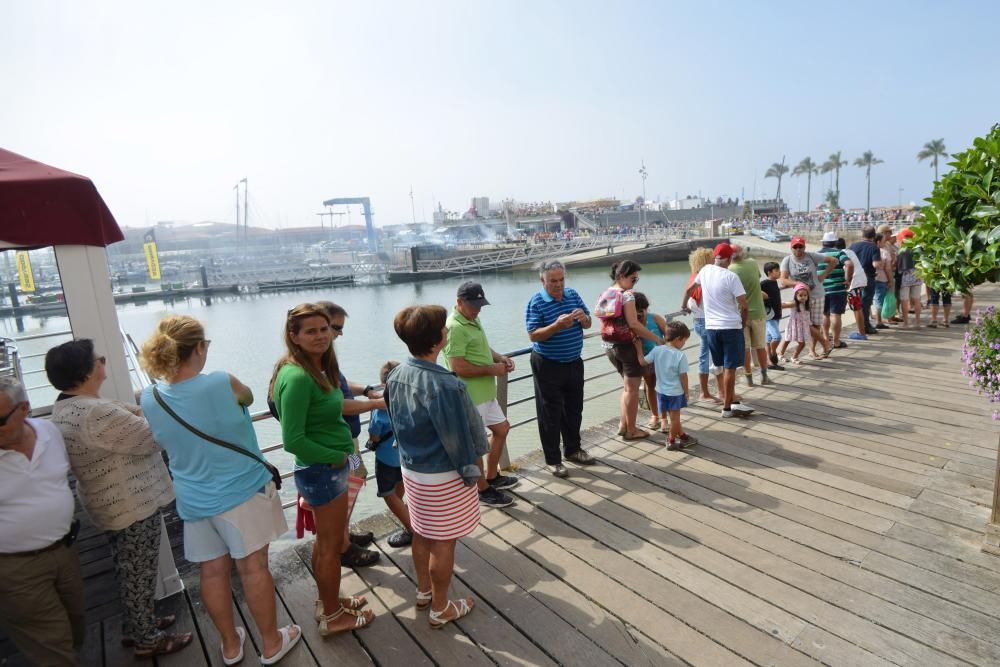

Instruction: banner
[143,228,161,280]
[15,251,35,292]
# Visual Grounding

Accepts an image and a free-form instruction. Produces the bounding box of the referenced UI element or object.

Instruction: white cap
[821,231,838,243]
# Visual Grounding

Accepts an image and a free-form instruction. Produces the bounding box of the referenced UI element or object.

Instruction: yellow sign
[15,251,35,292]
[143,242,161,280]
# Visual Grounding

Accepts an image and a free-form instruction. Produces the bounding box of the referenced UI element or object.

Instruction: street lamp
[638,161,648,227]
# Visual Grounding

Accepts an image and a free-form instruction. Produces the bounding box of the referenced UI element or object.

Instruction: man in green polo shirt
[729,244,777,386]
[444,281,518,509]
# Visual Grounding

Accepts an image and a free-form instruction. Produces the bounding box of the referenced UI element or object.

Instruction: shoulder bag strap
[152,386,268,467]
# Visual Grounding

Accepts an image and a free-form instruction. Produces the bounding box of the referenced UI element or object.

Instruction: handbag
[152,386,282,490]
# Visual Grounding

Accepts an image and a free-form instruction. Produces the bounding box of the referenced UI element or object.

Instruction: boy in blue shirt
[368,361,413,548]
[645,321,698,450]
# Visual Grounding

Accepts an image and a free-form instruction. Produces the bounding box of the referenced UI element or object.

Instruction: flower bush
[962,306,1000,420]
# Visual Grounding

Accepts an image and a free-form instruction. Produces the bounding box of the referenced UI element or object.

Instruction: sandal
[220,627,245,666]
[318,606,375,636]
[429,598,475,629]
[260,624,302,665]
[646,417,660,429]
[927,321,938,328]
[622,429,651,441]
[416,589,433,610]
[121,615,177,647]
[314,595,368,621]
[134,632,193,660]
[616,426,627,436]
[340,542,380,568]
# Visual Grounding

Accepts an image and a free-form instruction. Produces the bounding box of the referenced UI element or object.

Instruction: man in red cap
[680,243,753,418]
[779,236,838,358]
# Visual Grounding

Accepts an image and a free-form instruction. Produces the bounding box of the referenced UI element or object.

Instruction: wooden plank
[79,622,102,667]
[474,508,757,667]
[101,614,136,667]
[229,560,313,667]
[155,590,209,667]
[518,468,985,667]
[372,540,561,667]
[185,576,251,667]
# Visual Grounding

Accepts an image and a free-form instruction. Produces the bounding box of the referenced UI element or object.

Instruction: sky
[3,1,999,230]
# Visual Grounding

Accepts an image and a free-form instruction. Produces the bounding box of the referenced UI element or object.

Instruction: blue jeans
[693,318,710,375]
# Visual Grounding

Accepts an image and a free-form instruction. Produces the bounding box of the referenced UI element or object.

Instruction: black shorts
[824,292,847,315]
[605,342,644,378]
[375,460,403,498]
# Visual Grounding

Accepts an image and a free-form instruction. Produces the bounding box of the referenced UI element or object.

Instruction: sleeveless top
[642,312,664,355]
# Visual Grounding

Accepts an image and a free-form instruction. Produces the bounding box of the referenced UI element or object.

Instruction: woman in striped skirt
[384,305,491,628]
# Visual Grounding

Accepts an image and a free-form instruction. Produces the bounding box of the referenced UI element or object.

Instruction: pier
[8,287,998,666]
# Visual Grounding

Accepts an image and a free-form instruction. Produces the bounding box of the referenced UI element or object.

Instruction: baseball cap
[897,228,914,242]
[821,231,838,243]
[790,236,806,248]
[713,242,734,259]
[457,281,490,307]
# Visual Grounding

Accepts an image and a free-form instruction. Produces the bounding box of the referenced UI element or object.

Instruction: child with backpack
[367,360,413,548]
[645,321,697,450]
[777,283,812,364]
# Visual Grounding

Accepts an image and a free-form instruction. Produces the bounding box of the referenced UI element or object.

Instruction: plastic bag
[880,291,897,320]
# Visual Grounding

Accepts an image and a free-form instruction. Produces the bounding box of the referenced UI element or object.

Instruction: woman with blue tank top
[140,315,301,665]
[634,292,668,431]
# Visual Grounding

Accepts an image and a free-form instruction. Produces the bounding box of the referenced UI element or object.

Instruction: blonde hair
[268,303,339,399]
[139,315,205,380]
[688,247,714,273]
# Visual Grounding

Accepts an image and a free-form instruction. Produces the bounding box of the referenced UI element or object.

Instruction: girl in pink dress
[777,283,811,364]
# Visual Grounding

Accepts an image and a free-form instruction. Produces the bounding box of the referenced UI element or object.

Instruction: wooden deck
[7,297,1000,666]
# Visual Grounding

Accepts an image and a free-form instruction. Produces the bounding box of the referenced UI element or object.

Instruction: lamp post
[638,161,648,228]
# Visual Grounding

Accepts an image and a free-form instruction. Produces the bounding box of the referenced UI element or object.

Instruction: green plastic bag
[880,290,897,320]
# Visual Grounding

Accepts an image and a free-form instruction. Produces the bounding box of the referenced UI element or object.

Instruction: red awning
[0,148,124,248]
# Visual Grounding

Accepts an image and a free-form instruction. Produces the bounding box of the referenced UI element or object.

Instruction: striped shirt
[525,287,589,362]
[818,247,848,294]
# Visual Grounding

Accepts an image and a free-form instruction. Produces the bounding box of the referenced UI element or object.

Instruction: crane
[322,196,377,253]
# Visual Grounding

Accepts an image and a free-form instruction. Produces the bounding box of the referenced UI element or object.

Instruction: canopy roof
[0,148,123,248]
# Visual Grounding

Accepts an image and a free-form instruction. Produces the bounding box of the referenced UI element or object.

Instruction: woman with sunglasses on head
[46,340,192,660]
[268,304,376,637]
[140,316,299,665]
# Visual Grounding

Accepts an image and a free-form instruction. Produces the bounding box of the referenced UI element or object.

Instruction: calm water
[5,260,694,523]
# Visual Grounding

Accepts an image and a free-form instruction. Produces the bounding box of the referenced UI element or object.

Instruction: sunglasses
[792,244,805,250]
[331,324,344,333]
[0,402,24,427]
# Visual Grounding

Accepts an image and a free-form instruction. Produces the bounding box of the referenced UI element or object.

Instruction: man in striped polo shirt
[525,260,595,478]
[818,231,850,350]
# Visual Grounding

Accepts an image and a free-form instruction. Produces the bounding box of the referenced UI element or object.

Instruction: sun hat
[713,243,734,259]
[821,231,838,243]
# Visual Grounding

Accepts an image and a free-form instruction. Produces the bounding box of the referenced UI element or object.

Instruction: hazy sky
[3,1,998,230]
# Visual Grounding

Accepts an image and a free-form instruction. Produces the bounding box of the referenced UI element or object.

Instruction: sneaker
[731,403,755,417]
[721,409,735,418]
[951,314,970,324]
[848,332,868,341]
[767,363,785,371]
[565,450,597,465]
[349,531,375,547]
[478,487,515,508]
[760,376,776,386]
[744,373,755,387]
[548,463,568,478]
[667,437,682,451]
[487,473,520,490]
[677,433,698,448]
[865,325,878,335]
[387,529,413,548]
[876,323,889,329]
[769,353,780,366]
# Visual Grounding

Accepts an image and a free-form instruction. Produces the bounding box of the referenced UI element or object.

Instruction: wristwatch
[363,385,375,398]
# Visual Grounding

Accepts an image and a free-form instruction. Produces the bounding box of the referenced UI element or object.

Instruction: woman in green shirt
[269,303,375,636]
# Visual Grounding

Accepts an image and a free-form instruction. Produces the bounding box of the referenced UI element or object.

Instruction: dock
[5,291,1000,666]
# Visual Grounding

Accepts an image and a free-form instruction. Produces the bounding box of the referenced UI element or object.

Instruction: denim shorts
[294,462,349,508]
[928,288,951,306]
[375,460,403,498]
[765,319,781,343]
[873,281,888,307]
[705,328,745,370]
[656,393,688,413]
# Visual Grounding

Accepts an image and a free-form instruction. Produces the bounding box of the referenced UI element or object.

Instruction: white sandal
[314,595,368,621]
[222,627,246,666]
[318,606,375,637]
[428,598,475,629]
[260,625,302,665]
[416,589,433,610]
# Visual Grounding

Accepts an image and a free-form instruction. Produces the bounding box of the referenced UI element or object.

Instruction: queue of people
[0,228,972,665]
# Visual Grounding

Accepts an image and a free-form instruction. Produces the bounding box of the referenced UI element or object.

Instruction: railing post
[983,432,1000,556]
[496,372,511,470]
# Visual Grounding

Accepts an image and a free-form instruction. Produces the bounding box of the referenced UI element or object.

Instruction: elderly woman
[600,260,664,440]
[384,305,489,627]
[686,247,718,402]
[140,316,300,665]
[46,340,192,659]
[269,304,375,637]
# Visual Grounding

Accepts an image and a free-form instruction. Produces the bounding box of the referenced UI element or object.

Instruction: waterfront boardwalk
[6,294,1000,666]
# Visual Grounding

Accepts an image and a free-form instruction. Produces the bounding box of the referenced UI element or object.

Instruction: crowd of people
[0,226,973,665]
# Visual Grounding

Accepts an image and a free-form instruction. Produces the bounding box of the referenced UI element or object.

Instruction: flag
[15,251,35,292]
[143,228,160,280]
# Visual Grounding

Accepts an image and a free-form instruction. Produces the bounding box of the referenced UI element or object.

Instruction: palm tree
[819,151,848,209]
[765,158,789,201]
[854,150,884,213]
[792,157,818,212]
[917,138,947,181]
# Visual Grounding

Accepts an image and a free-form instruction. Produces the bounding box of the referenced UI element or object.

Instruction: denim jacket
[384,357,490,485]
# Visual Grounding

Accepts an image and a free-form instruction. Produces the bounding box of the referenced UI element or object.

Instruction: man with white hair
[0,376,85,666]
[728,244,777,386]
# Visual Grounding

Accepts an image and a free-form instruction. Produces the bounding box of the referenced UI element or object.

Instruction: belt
[0,519,80,558]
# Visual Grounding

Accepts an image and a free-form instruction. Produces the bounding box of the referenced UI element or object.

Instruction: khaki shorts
[743,319,767,350]
[183,482,288,562]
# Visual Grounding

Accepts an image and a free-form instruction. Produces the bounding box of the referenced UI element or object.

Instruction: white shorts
[183,482,288,562]
[476,399,508,427]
